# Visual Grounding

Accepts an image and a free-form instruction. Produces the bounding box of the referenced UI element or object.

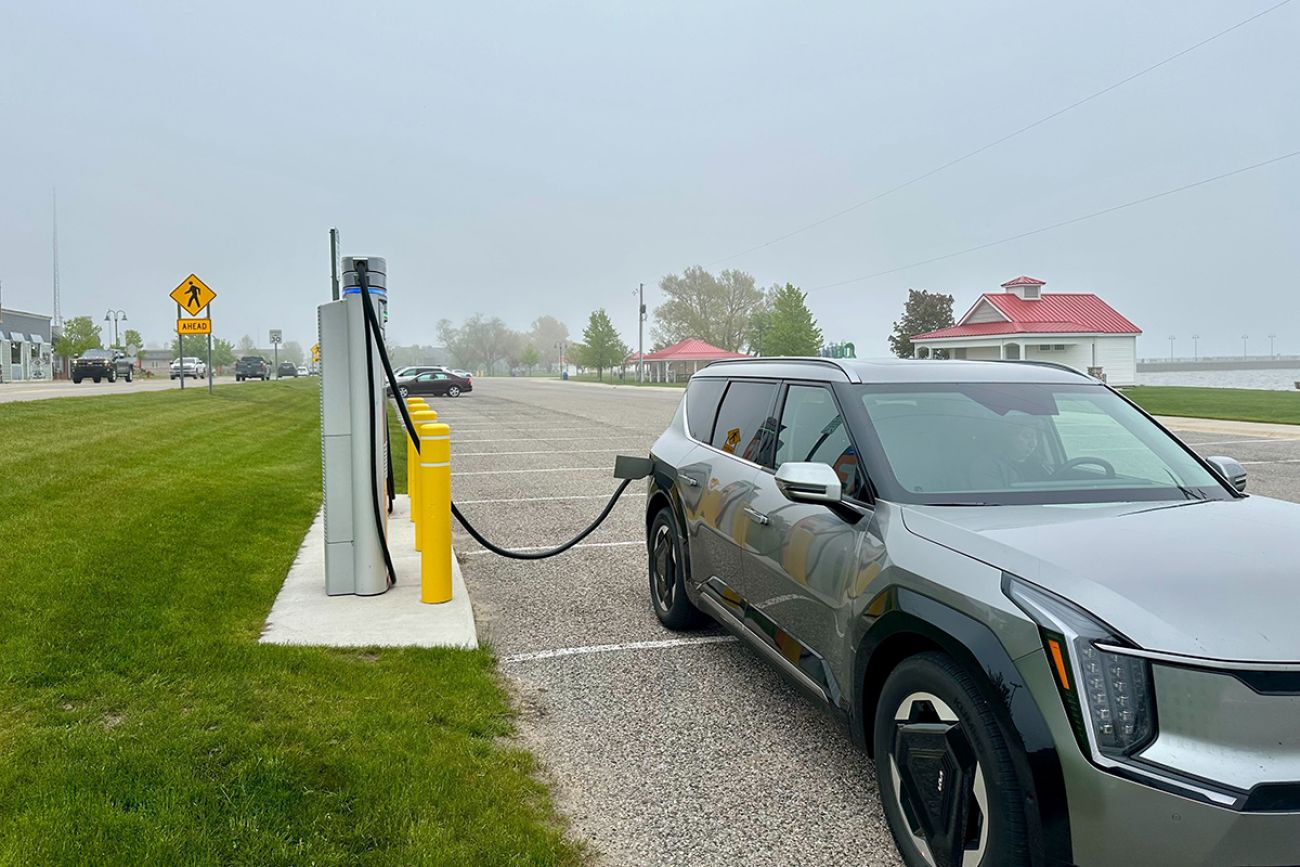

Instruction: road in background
[0,375,301,404]
[434,378,1300,866]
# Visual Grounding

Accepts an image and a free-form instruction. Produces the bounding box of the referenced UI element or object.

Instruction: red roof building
[637,338,748,382]
[910,276,1141,385]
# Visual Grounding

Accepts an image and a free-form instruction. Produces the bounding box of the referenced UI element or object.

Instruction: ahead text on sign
[177,318,213,335]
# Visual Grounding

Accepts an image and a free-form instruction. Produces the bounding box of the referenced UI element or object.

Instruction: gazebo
[641,338,747,382]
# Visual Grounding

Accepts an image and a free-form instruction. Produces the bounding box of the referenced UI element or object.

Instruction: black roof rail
[980,358,1094,379]
[700,356,860,382]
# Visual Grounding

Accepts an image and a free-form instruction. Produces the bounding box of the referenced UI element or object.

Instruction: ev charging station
[319,256,391,596]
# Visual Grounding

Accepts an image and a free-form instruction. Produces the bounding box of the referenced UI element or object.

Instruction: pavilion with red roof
[636,338,747,382]
[911,276,1142,385]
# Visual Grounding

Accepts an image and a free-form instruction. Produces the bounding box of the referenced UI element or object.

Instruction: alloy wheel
[888,692,989,867]
[651,523,676,610]
[448,386,461,397]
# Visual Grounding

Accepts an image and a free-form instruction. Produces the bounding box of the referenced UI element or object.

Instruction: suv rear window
[684,378,726,442]
[710,380,778,463]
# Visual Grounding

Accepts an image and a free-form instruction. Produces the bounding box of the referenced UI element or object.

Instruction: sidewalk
[1157,415,1300,438]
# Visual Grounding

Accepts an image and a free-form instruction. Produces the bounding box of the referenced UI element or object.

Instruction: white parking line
[502,635,738,663]
[458,539,642,556]
[455,494,617,504]
[1241,458,1300,465]
[456,466,614,475]
[452,436,650,443]
[455,448,636,456]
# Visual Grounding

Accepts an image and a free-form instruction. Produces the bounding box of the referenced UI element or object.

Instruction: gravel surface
[432,378,1300,867]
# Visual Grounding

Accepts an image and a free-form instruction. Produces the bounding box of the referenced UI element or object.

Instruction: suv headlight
[1004,575,1155,760]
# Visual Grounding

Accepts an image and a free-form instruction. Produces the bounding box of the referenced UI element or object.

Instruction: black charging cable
[351,274,645,560]
[355,260,398,586]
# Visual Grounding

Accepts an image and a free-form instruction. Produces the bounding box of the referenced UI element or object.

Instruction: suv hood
[901,497,1300,662]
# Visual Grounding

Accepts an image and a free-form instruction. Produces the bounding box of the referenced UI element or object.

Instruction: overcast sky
[2,0,1296,357]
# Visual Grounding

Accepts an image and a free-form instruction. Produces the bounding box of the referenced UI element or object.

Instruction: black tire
[108,371,116,382]
[647,507,707,631]
[874,652,1030,867]
[72,376,82,384]
[398,386,409,398]
[93,376,101,383]
[448,385,462,397]
[125,370,133,382]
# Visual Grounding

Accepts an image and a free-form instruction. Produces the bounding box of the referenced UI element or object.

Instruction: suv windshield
[855,382,1231,505]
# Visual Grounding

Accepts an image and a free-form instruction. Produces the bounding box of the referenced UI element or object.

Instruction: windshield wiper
[928,501,1000,507]
[1163,468,1208,501]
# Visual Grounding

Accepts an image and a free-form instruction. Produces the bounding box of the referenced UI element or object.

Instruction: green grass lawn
[1124,386,1300,426]
[568,374,685,388]
[0,381,580,866]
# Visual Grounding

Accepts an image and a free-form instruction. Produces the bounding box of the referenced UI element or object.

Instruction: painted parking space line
[1241,458,1300,465]
[451,436,651,443]
[502,635,738,663]
[455,448,639,456]
[455,494,619,504]
[458,539,642,556]
[456,466,616,475]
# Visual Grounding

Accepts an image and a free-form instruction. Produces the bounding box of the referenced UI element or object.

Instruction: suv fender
[853,586,1072,867]
[645,458,698,598]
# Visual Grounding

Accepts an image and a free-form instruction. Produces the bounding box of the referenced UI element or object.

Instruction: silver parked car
[644,357,1298,867]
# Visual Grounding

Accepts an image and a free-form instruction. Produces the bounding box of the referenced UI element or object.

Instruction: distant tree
[579,308,629,381]
[753,284,822,356]
[122,329,144,355]
[238,334,257,354]
[211,338,236,370]
[519,343,540,374]
[281,341,305,366]
[652,266,766,352]
[53,316,103,359]
[529,315,570,372]
[889,289,955,358]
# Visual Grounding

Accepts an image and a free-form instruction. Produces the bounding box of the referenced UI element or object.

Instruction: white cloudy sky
[1,0,1296,356]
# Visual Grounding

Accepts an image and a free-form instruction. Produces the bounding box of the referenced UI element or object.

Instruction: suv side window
[710,380,779,464]
[684,377,726,442]
[774,383,863,499]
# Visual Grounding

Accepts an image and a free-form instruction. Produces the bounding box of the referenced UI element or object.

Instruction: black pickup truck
[72,349,133,383]
[235,356,271,381]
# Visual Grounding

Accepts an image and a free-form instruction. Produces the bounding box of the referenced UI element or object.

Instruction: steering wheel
[1055,456,1117,478]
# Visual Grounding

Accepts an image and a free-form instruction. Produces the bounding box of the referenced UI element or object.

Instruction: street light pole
[637,282,645,383]
[1242,334,1249,360]
[104,309,127,348]
[1269,333,1277,357]
[1192,334,1200,362]
[1168,335,1175,362]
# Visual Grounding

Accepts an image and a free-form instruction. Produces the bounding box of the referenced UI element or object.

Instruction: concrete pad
[260,495,477,648]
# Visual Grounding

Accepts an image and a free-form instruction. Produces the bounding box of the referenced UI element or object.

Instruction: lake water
[1137,367,1300,391]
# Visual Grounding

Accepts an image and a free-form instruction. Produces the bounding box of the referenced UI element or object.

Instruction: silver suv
[645,357,1299,867]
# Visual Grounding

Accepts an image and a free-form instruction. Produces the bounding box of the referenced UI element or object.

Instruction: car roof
[691,357,1095,385]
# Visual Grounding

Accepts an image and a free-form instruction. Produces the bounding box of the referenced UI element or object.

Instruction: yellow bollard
[419,422,453,604]
[408,409,439,531]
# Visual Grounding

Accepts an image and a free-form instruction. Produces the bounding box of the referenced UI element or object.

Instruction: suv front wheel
[874,651,1030,867]
[647,508,706,630]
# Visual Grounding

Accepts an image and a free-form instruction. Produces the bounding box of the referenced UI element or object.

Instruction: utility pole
[329,228,341,301]
[1242,334,1249,359]
[51,189,62,328]
[1168,335,1175,362]
[637,282,645,383]
[1269,333,1277,357]
[1192,334,1200,361]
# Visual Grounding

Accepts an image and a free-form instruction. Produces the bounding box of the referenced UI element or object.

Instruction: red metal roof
[1000,275,1046,287]
[642,338,748,361]
[915,293,1142,340]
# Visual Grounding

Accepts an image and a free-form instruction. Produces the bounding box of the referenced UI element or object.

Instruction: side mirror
[774,461,842,504]
[1206,455,1247,492]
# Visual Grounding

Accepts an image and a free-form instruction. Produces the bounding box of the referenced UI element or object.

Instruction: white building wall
[965,300,1006,324]
[1092,336,1137,386]
[1023,343,1091,375]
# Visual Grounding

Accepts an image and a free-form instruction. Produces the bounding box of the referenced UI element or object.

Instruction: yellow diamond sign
[171,273,217,315]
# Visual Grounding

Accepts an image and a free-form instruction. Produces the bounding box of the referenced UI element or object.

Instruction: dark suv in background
[235,356,270,381]
[72,349,133,383]
[645,357,1299,867]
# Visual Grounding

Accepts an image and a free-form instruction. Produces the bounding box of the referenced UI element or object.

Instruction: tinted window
[775,384,862,497]
[710,380,778,464]
[684,377,726,442]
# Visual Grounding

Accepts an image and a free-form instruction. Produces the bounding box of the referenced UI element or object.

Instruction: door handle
[744,507,769,525]
[679,474,700,488]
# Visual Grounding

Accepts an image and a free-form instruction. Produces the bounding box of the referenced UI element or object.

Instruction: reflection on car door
[683,380,777,610]
[739,382,883,706]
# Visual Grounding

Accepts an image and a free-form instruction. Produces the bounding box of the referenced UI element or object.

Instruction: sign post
[170,274,218,392]
[270,329,282,378]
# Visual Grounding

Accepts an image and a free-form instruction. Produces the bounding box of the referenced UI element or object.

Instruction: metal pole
[177,303,184,390]
[207,302,214,394]
[329,228,340,301]
[1192,334,1199,361]
[638,282,644,383]
[1168,335,1174,361]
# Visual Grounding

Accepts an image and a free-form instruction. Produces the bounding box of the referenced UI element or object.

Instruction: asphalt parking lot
[433,379,1300,867]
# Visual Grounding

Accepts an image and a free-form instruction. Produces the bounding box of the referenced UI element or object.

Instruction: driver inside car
[969,421,1052,489]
